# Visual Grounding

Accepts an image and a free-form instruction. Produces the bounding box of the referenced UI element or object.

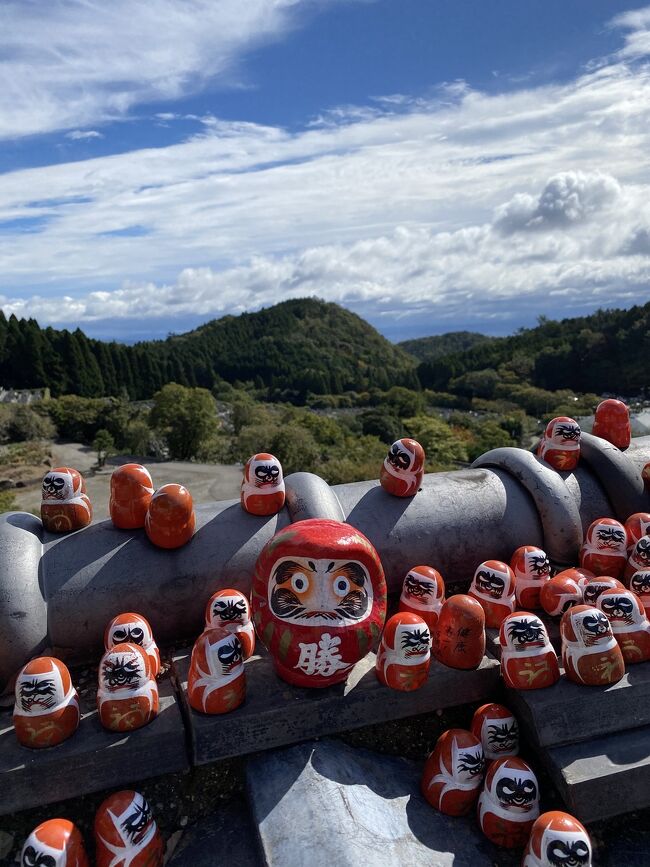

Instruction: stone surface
[246,738,519,867]
[168,798,262,866]
[0,673,188,816]
[173,645,500,765]
[284,472,345,522]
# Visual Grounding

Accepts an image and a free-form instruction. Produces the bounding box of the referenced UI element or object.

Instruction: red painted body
[94,790,164,867]
[510,546,551,610]
[630,570,650,619]
[624,512,650,551]
[187,627,246,714]
[104,612,161,677]
[398,565,445,630]
[21,819,89,867]
[539,573,582,617]
[379,438,425,497]
[523,811,592,867]
[421,729,485,816]
[144,483,195,549]
[41,466,92,533]
[375,612,431,691]
[432,594,485,670]
[110,463,154,529]
[580,518,628,579]
[13,657,79,749]
[581,576,624,608]
[477,756,540,848]
[251,519,387,688]
[499,612,560,690]
[468,560,516,627]
[597,588,650,664]
[205,589,256,659]
[240,452,285,516]
[537,417,581,471]
[97,643,159,732]
[470,703,519,761]
[626,536,650,582]
[560,604,625,686]
[592,399,631,450]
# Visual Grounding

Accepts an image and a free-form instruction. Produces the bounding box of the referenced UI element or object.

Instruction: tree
[150,383,219,460]
[93,428,115,467]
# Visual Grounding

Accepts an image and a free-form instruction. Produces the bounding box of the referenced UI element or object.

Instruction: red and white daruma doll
[468,560,516,627]
[380,438,425,497]
[510,546,551,610]
[560,604,625,686]
[570,566,596,593]
[187,627,246,714]
[104,613,161,677]
[471,703,519,761]
[205,589,255,659]
[13,657,79,749]
[144,483,195,549]
[539,572,582,617]
[630,570,650,619]
[421,729,485,816]
[375,612,431,691]
[580,518,628,579]
[251,519,387,688]
[94,790,164,867]
[537,417,581,471]
[398,565,445,630]
[597,588,650,664]
[592,398,631,451]
[41,466,92,533]
[499,612,560,690]
[433,594,485,669]
[624,512,650,551]
[110,463,154,529]
[478,756,540,848]
[626,536,650,582]
[97,643,159,732]
[21,819,89,867]
[523,811,592,867]
[581,575,624,608]
[240,453,285,516]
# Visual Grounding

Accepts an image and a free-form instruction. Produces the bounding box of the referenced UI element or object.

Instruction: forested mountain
[399,331,491,361]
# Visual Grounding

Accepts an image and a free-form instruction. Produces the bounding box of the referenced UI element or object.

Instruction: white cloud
[65,130,104,140]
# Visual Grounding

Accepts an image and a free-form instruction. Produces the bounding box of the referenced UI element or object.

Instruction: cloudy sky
[1,0,650,342]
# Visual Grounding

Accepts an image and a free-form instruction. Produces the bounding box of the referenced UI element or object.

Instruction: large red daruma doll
[421,729,485,816]
[477,756,540,849]
[104,612,161,677]
[187,627,246,714]
[110,463,154,529]
[240,453,285,516]
[597,588,650,664]
[380,438,425,497]
[94,790,164,867]
[41,466,92,533]
[251,519,387,688]
[398,565,445,630]
[580,518,628,579]
[97,643,159,732]
[375,612,431,691]
[537,417,581,471]
[510,546,551,610]
[21,819,89,867]
[471,703,519,761]
[560,604,625,686]
[592,398,631,451]
[468,560,516,627]
[523,811,592,867]
[205,589,256,659]
[499,612,559,690]
[144,483,195,549]
[13,657,79,749]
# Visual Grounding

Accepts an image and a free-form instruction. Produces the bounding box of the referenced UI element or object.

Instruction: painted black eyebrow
[274,560,310,583]
[332,562,367,586]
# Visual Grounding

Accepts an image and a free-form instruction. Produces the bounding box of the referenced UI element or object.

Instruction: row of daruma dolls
[16,790,165,867]
[421,704,593,862]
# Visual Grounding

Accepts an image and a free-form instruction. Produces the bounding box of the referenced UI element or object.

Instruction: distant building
[0,387,50,404]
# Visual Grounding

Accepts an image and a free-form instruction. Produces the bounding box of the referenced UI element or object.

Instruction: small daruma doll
[41,467,92,533]
[581,575,624,608]
[398,565,445,630]
[560,604,625,686]
[468,560,516,627]
[375,612,431,691]
[540,572,582,617]
[421,729,485,816]
[110,463,154,529]
[477,756,540,849]
[97,643,159,732]
[523,811,592,867]
[187,627,246,714]
[21,819,89,867]
[511,546,551,610]
[626,536,650,582]
[580,518,627,579]
[144,483,195,549]
[94,790,164,867]
[104,613,161,677]
[471,703,519,762]
[251,519,387,688]
[205,588,255,659]
[630,570,650,619]
[499,612,560,690]
[592,398,631,451]
[537,417,581,471]
[597,588,650,664]
[13,657,79,749]
[433,594,486,670]
[624,513,650,551]
[241,452,285,516]
[380,438,425,497]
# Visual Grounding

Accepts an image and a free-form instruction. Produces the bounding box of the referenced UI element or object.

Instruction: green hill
[399,331,491,362]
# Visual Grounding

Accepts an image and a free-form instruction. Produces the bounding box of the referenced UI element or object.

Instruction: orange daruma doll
[110,463,154,529]
[41,466,92,533]
[21,819,89,867]
[94,790,164,867]
[13,657,79,749]
[144,483,195,549]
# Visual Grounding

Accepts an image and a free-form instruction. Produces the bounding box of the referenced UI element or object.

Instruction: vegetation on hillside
[399,331,491,361]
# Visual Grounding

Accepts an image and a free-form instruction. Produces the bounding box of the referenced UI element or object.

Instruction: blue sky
[1,0,650,342]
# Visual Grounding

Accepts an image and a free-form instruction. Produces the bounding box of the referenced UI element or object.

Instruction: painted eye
[113,629,127,641]
[333,577,350,597]
[291,573,309,593]
[130,628,144,642]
